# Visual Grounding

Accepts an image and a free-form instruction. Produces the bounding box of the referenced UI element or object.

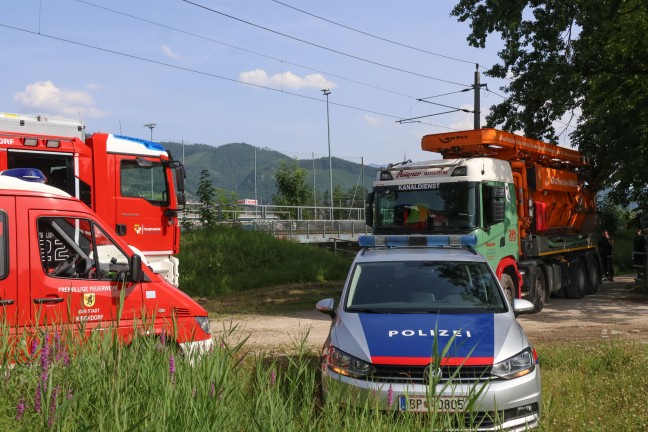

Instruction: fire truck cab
[0,174,211,353]
[0,113,186,287]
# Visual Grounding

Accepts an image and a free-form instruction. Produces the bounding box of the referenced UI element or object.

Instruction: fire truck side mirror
[129,253,143,283]
[365,192,374,227]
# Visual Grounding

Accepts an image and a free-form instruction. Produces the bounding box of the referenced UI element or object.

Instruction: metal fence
[180,203,370,243]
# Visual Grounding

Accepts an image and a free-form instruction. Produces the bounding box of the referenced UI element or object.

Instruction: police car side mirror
[512,298,534,316]
[316,298,336,319]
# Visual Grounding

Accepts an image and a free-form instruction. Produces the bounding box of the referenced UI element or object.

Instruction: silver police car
[316,235,541,431]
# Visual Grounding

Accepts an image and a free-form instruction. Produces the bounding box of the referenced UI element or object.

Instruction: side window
[120,160,168,205]
[93,224,130,280]
[0,212,6,279]
[38,217,130,281]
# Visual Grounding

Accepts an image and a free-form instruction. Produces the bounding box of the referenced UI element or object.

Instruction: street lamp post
[143,123,156,141]
[322,89,333,220]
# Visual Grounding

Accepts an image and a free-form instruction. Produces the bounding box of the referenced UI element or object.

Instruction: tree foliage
[452,0,648,205]
[273,159,312,218]
[196,169,218,228]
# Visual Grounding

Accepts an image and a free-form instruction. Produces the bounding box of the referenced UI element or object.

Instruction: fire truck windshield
[374,183,478,233]
[120,160,169,205]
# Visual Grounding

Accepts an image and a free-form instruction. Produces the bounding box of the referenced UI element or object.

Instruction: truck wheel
[500,274,515,305]
[587,261,601,294]
[566,261,587,299]
[530,271,546,313]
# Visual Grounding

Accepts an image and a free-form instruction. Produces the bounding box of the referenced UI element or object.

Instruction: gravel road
[212,275,648,352]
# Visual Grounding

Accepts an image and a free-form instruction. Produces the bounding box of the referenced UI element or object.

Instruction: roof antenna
[481,157,485,175]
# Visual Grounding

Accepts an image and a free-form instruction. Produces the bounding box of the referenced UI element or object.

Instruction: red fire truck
[0,173,211,353]
[0,113,185,286]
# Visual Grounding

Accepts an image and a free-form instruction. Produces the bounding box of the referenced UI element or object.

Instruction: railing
[179,203,370,243]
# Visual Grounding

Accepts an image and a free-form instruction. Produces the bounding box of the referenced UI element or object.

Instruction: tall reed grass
[2,320,648,431]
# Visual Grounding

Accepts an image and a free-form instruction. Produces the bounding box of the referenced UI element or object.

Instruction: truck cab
[0,174,211,353]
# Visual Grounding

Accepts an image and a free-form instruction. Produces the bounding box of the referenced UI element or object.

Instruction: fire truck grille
[172,307,192,317]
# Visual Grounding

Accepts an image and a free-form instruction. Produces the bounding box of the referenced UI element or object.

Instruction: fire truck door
[0,205,18,326]
[29,212,141,328]
[114,158,170,257]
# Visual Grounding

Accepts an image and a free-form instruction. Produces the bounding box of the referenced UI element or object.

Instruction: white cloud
[363,114,380,127]
[160,44,184,61]
[239,69,336,90]
[13,80,105,119]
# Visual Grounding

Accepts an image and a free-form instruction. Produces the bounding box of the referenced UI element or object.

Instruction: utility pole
[144,123,156,141]
[473,65,486,129]
[322,89,333,220]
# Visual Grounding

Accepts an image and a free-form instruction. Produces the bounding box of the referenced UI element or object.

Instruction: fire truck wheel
[500,274,515,304]
[531,271,546,313]
[566,261,587,299]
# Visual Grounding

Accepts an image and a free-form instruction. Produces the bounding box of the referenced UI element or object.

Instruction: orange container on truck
[0,113,186,286]
[0,173,211,353]
[365,128,602,312]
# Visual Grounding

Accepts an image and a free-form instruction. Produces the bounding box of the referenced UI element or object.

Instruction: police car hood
[331,311,527,366]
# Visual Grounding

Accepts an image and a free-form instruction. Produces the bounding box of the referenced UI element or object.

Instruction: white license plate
[398,395,466,412]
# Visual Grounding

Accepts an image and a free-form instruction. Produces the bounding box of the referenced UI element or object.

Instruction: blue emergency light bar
[359,234,478,248]
[113,134,166,152]
[0,168,47,183]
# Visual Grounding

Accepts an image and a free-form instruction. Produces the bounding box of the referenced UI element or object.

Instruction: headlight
[491,347,536,379]
[194,316,210,334]
[326,346,374,378]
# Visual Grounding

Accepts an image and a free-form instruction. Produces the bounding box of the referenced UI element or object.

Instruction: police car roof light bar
[0,168,47,183]
[359,234,477,248]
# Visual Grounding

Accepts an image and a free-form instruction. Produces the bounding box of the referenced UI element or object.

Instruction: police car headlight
[491,347,536,380]
[326,346,373,378]
[195,316,210,334]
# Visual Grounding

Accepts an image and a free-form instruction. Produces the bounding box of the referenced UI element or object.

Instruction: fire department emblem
[134,224,143,235]
[83,293,96,308]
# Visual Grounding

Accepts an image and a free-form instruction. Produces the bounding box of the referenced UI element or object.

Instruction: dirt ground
[210,275,648,352]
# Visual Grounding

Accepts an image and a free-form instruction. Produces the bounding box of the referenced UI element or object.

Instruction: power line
[270,0,477,67]
[180,0,471,88]
[0,22,457,131]
[73,0,415,99]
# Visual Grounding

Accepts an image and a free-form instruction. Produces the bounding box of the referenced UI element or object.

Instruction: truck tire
[500,274,515,305]
[566,261,587,299]
[530,271,546,313]
[587,261,601,294]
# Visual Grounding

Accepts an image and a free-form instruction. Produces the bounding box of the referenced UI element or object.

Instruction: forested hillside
[162,141,379,204]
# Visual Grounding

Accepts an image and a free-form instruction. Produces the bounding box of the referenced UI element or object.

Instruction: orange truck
[0,172,211,353]
[365,128,602,312]
[0,113,185,287]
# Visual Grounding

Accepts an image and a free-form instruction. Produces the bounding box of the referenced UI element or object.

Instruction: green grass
[2,323,648,431]
[177,226,352,297]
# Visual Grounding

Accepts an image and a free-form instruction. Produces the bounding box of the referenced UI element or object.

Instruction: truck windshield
[345,260,506,313]
[374,183,478,233]
[120,160,169,206]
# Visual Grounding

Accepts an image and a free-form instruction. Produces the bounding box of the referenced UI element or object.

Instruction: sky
[0,0,510,166]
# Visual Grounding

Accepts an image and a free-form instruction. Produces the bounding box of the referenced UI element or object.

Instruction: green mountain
[162,141,379,204]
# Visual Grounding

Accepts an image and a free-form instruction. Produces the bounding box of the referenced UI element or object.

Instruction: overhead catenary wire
[180,0,471,88]
[270,0,477,67]
[73,0,415,99]
[0,22,457,131]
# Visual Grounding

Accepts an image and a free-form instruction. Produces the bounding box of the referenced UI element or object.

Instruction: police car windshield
[345,261,506,313]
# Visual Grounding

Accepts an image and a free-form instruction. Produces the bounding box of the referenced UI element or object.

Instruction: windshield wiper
[346,307,388,313]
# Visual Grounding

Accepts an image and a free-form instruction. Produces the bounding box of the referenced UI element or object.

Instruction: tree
[451,0,648,205]
[273,159,312,219]
[196,169,218,228]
